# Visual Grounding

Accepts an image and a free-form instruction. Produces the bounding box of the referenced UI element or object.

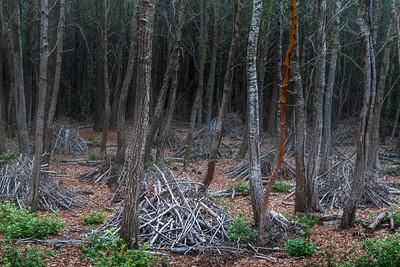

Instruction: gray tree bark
[202,0,243,191]
[183,0,209,169]
[120,0,155,248]
[156,0,188,162]
[101,0,111,155]
[320,0,341,174]
[116,5,137,164]
[340,0,377,228]
[31,0,49,211]
[305,0,327,211]
[8,0,30,154]
[246,0,264,225]
[205,1,220,125]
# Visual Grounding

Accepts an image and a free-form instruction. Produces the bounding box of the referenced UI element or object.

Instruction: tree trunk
[45,0,66,162]
[8,0,30,154]
[0,1,5,152]
[156,0,188,162]
[205,1,220,125]
[116,5,137,164]
[120,0,155,248]
[320,0,341,174]
[202,0,243,190]
[293,14,308,214]
[305,0,327,212]
[246,0,263,226]
[368,0,397,168]
[340,0,376,228]
[183,0,209,169]
[258,0,297,242]
[101,0,111,155]
[31,0,49,211]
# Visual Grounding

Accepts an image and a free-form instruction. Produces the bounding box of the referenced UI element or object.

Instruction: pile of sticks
[52,120,88,154]
[0,155,91,211]
[98,165,231,253]
[225,150,295,180]
[318,158,399,209]
[165,129,184,150]
[209,113,244,137]
[79,160,116,184]
[173,128,228,159]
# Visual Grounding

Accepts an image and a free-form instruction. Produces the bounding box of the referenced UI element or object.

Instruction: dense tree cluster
[0,0,399,245]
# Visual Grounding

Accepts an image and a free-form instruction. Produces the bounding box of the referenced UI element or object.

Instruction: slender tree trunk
[320,0,341,174]
[31,0,49,211]
[340,0,376,228]
[25,0,35,130]
[305,0,327,211]
[183,0,209,169]
[258,0,297,242]
[293,12,308,214]
[101,0,111,155]
[0,1,5,152]
[392,3,400,145]
[8,0,30,154]
[45,0,66,162]
[116,6,137,164]
[202,0,243,190]
[205,2,220,125]
[246,0,263,226]
[156,0,188,162]
[120,0,155,248]
[368,0,396,168]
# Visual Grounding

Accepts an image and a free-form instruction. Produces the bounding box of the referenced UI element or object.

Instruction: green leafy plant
[0,240,51,267]
[295,214,320,237]
[345,234,400,267]
[81,229,155,267]
[382,166,400,176]
[227,216,257,243]
[0,202,64,239]
[272,180,292,192]
[82,211,106,226]
[88,148,101,161]
[227,180,250,194]
[0,151,17,167]
[285,238,316,257]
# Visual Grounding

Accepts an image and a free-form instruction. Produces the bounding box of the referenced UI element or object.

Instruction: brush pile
[318,157,399,209]
[98,165,231,253]
[0,155,91,211]
[172,127,229,159]
[52,120,88,154]
[225,150,295,180]
[209,113,244,137]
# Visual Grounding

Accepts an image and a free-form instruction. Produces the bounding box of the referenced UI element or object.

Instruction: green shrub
[285,238,316,257]
[272,180,292,192]
[89,148,101,161]
[82,211,106,226]
[81,228,155,267]
[346,234,400,267]
[296,214,320,237]
[0,202,64,239]
[382,166,400,176]
[0,151,17,167]
[227,216,257,243]
[227,180,250,194]
[0,241,50,267]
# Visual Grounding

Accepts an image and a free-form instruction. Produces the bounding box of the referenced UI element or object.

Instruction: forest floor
[2,126,400,267]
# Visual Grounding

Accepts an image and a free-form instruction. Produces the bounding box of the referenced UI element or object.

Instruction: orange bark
[258,0,297,242]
